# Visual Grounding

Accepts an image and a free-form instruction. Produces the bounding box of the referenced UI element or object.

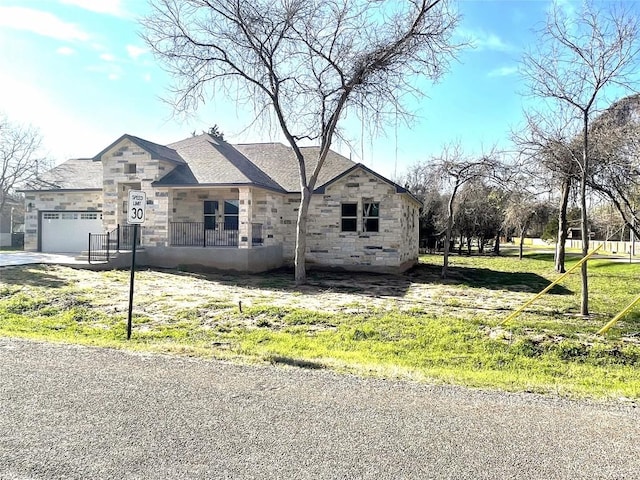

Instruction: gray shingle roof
[25,134,365,194]
[234,143,356,192]
[26,158,103,190]
[159,135,283,190]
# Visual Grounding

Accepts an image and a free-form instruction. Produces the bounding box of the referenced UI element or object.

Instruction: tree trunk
[493,231,500,255]
[580,112,589,316]
[519,226,525,260]
[294,186,312,285]
[441,213,453,279]
[441,187,458,279]
[555,176,571,273]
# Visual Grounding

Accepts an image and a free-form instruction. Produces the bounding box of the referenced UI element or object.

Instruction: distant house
[21,133,420,273]
[0,195,23,248]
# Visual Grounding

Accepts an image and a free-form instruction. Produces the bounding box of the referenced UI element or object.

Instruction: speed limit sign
[127,190,146,224]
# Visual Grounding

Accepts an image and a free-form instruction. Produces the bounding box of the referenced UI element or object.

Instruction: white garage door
[41,211,103,253]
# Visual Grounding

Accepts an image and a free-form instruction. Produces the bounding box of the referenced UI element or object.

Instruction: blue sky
[0,0,637,180]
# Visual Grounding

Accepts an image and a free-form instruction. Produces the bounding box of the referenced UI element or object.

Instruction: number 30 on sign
[128,190,146,224]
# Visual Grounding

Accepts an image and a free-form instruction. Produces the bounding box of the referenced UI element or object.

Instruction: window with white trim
[363,202,379,232]
[224,200,239,230]
[204,200,218,230]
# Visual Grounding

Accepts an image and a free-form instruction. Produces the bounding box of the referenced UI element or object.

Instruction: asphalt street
[1,338,639,479]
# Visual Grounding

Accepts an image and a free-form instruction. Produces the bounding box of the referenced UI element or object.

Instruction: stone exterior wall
[25,141,419,271]
[23,190,102,251]
[99,139,177,247]
[300,168,419,271]
[251,190,285,248]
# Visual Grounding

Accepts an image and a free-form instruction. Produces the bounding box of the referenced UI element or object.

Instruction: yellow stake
[499,245,603,326]
[597,293,640,336]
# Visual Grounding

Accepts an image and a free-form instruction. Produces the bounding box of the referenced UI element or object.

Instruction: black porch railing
[170,222,238,247]
[170,222,265,247]
[88,224,141,263]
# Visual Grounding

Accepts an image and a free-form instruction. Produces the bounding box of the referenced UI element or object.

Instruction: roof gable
[315,163,422,206]
[93,134,185,164]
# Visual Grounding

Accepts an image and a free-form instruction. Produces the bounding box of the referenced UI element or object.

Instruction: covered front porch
[162,185,280,250]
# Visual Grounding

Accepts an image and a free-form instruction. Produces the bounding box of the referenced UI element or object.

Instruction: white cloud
[143,73,152,82]
[56,46,75,56]
[86,63,123,80]
[100,53,116,62]
[554,0,577,18]
[0,7,89,42]
[458,28,515,52]
[488,66,518,77]
[59,0,130,18]
[126,45,147,61]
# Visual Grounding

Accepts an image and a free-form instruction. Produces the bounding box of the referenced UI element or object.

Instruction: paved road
[1,339,639,479]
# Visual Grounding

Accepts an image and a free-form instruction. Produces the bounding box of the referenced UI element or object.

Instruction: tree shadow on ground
[407,263,572,295]
[158,262,572,299]
[0,265,70,288]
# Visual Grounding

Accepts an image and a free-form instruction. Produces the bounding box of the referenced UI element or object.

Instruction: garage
[41,211,103,253]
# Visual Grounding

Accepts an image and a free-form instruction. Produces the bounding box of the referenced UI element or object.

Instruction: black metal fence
[170,222,239,247]
[88,232,110,263]
[88,224,141,263]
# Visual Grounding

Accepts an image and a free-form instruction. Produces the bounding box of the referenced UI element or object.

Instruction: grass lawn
[1,249,639,400]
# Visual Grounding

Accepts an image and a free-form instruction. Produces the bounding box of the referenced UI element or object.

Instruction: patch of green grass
[1,254,639,400]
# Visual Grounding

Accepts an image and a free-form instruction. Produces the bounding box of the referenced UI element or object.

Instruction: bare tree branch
[142,0,462,284]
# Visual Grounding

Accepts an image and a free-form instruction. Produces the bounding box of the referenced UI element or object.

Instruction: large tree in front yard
[521,0,640,315]
[142,0,461,284]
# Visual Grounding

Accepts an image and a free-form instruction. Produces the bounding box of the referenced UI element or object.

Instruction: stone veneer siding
[23,190,102,251]
[100,139,176,247]
[302,169,419,271]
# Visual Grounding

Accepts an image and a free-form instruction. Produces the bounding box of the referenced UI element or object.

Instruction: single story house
[22,133,420,273]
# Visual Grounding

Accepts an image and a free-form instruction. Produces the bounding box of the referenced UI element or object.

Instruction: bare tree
[589,93,640,241]
[424,142,497,278]
[503,191,551,260]
[402,162,447,252]
[512,108,579,273]
[521,0,640,315]
[142,0,461,284]
[0,114,44,216]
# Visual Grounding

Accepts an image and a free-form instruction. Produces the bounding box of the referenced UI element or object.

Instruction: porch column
[238,187,253,249]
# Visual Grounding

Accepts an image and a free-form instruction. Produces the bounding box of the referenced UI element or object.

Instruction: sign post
[127,190,146,340]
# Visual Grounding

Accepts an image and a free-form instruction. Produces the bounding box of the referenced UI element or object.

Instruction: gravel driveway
[1,338,639,479]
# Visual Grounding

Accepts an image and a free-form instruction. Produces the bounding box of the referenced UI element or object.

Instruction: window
[363,202,379,232]
[122,201,128,214]
[224,200,239,230]
[204,200,218,230]
[341,203,357,232]
[125,163,137,174]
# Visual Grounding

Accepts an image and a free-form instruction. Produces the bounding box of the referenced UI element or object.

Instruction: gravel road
[1,338,638,479]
